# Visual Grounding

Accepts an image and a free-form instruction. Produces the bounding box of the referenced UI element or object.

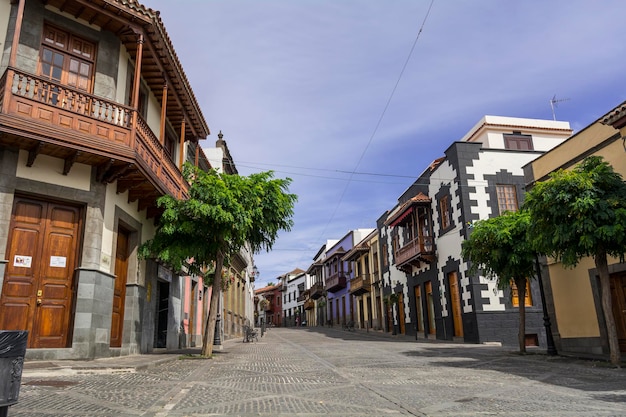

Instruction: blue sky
[143,0,625,287]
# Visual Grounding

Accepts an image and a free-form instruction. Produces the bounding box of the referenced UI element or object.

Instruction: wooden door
[110,228,129,347]
[425,281,436,335]
[397,293,406,334]
[609,272,626,352]
[0,197,81,348]
[414,286,423,332]
[357,298,362,327]
[449,272,464,338]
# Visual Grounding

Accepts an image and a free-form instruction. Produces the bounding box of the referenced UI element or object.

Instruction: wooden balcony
[297,293,307,302]
[395,235,435,272]
[310,282,325,300]
[0,68,188,215]
[325,272,347,293]
[304,300,315,310]
[349,274,372,296]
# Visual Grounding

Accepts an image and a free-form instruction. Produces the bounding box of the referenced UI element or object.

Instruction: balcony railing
[395,235,434,269]
[297,293,307,302]
[325,272,347,293]
[310,282,325,300]
[6,68,131,135]
[349,274,372,296]
[1,67,187,199]
[304,300,315,310]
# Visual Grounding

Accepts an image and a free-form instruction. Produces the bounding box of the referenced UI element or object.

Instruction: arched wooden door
[0,197,81,348]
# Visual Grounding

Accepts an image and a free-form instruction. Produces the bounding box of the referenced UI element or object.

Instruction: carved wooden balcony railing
[310,282,325,300]
[0,67,187,201]
[325,272,347,293]
[304,300,315,310]
[395,235,435,271]
[349,273,372,296]
[297,293,307,302]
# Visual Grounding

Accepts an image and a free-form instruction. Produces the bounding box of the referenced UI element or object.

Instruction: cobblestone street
[13,327,626,416]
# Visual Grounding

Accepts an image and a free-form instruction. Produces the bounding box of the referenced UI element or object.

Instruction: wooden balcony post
[8,0,25,68]
[159,79,167,145]
[129,30,144,149]
[178,117,185,169]
[1,69,14,115]
[194,140,199,167]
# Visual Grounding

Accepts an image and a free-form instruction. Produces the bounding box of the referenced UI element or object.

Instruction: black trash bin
[0,331,28,417]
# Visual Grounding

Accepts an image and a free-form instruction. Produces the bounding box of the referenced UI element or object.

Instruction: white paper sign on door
[13,255,32,268]
[50,256,67,268]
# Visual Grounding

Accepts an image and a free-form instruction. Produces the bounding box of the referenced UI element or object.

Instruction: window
[164,133,176,158]
[439,195,451,229]
[504,132,533,150]
[496,185,518,213]
[373,249,379,274]
[40,24,95,93]
[511,280,532,307]
[392,234,400,256]
[382,243,388,267]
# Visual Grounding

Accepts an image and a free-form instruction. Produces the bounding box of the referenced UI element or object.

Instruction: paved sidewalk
[22,339,239,378]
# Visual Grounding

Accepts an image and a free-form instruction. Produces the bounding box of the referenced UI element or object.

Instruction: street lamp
[213,288,222,348]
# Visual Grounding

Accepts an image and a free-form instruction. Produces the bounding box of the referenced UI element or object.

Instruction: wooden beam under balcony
[63,150,80,175]
[26,141,42,167]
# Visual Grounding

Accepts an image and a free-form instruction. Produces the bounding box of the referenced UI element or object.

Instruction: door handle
[37,298,42,306]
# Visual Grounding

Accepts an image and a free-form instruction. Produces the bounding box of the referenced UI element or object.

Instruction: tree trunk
[515,277,527,354]
[595,251,622,366]
[201,251,224,357]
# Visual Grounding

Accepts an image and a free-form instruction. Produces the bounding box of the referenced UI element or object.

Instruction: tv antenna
[549,95,569,120]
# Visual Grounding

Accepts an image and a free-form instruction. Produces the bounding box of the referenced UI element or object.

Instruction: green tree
[461,210,536,353]
[524,156,626,365]
[140,164,297,357]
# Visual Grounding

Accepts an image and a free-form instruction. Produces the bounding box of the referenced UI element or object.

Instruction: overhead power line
[317,0,436,238]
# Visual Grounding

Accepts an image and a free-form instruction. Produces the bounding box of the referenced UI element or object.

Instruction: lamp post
[213,289,222,348]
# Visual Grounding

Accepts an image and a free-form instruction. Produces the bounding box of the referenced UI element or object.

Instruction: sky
[143,0,626,287]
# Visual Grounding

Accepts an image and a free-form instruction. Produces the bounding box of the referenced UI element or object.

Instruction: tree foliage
[462,210,536,287]
[140,163,297,356]
[524,156,626,265]
[461,210,536,352]
[524,156,626,365]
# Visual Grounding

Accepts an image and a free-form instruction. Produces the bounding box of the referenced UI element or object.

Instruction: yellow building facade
[524,103,626,358]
